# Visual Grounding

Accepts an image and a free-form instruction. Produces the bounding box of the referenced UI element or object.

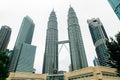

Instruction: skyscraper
[42,10,58,74]
[108,0,120,20]
[9,16,36,72]
[87,18,110,67]
[0,25,11,51]
[68,6,88,71]
[16,43,36,72]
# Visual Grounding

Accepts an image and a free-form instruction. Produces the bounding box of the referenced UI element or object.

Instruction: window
[102,71,119,77]
[68,72,94,80]
[93,20,97,22]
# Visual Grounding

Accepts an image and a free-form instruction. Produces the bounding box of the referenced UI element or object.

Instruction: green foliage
[106,32,120,74]
[0,51,10,80]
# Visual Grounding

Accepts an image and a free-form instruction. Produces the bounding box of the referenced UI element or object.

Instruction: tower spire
[52,8,54,12]
[69,4,71,8]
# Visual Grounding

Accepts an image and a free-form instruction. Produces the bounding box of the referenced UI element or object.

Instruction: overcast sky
[0,0,120,73]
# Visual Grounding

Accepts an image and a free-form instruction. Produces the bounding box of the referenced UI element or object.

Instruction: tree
[0,51,10,80]
[106,32,120,75]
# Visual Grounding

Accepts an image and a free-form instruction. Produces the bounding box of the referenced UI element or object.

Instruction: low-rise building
[7,66,120,80]
[64,66,120,80]
[7,72,47,80]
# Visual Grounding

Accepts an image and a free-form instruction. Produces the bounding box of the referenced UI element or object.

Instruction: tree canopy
[106,32,120,74]
[0,51,10,80]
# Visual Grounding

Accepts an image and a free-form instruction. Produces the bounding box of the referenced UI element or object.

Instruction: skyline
[0,0,120,73]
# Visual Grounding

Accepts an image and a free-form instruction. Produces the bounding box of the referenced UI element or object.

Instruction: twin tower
[43,6,88,74]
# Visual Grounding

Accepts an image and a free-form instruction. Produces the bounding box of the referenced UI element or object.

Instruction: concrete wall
[7,72,47,80]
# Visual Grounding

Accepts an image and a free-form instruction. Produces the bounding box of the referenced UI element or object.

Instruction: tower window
[93,20,97,22]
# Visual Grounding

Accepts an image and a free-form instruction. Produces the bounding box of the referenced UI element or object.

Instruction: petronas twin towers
[43,7,88,74]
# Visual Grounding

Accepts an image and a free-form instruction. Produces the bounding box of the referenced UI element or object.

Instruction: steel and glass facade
[68,7,88,71]
[108,0,120,20]
[16,43,36,72]
[42,10,58,74]
[0,25,11,51]
[9,16,36,72]
[43,7,88,73]
[93,57,100,66]
[87,18,110,67]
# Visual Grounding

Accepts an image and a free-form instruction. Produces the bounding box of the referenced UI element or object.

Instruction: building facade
[108,0,120,20]
[9,16,36,72]
[47,74,64,80]
[42,10,58,74]
[15,43,36,72]
[64,66,120,80]
[87,18,110,67]
[67,6,88,71]
[93,57,100,66]
[7,66,120,80]
[0,25,11,51]
[7,72,47,80]
[6,49,13,60]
